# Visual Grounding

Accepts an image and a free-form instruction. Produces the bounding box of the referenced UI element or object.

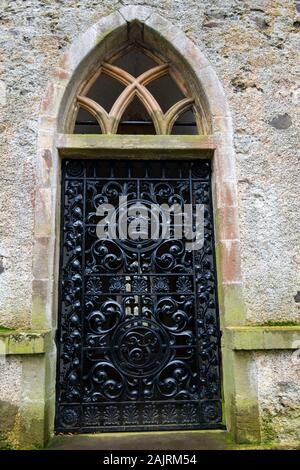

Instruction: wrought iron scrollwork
[56,159,222,432]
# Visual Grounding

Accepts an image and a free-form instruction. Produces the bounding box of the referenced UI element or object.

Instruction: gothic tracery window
[74,44,202,135]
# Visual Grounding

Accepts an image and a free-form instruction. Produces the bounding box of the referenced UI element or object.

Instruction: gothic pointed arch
[34,5,247,443]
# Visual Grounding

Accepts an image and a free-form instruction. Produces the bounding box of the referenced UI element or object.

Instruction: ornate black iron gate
[55,158,222,432]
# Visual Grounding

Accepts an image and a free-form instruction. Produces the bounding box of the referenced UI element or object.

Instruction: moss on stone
[0,326,15,332]
[259,321,299,327]
[0,330,50,355]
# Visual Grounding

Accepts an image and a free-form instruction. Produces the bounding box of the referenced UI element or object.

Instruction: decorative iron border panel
[55,159,223,432]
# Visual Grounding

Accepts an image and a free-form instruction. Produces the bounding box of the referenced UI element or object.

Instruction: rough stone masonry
[0,0,299,448]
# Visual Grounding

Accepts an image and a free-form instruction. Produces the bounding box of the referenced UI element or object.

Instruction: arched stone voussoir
[119,5,154,23]
[145,13,210,70]
[53,5,231,123]
[144,13,230,120]
[35,4,241,332]
[60,11,125,75]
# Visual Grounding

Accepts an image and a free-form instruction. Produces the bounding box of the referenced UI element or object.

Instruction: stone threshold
[47,430,230,450]
[46,430,300,450]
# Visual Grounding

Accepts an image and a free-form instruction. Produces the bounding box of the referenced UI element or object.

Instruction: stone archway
[32,5,250,444]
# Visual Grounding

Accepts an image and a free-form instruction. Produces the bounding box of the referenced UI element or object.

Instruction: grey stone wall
[0,0,299,328]
[0,0,299,447]
[255,351,300,442]
[0,357,22,447]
